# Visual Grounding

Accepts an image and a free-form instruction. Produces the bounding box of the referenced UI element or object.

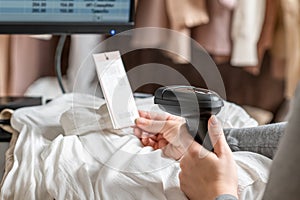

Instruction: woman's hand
[134,111,238,199]
[179,115,238,200]
[134,110,193,160]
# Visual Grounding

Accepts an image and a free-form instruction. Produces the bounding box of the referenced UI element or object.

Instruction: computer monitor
[0,0,134,34]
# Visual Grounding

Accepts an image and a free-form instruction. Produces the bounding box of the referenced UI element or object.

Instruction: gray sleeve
[215,194,238,200]
[223,122,286,159]
[262,85,300,200]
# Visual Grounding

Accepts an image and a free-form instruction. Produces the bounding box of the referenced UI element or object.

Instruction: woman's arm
[224,122,286,159]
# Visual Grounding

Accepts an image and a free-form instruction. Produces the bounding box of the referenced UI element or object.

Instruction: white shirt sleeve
[231,0,266,67]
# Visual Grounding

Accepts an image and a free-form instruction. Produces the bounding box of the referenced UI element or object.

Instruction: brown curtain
[7,36,58,95]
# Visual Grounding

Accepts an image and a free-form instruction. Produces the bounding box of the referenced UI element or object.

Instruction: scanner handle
[186,118,214,151]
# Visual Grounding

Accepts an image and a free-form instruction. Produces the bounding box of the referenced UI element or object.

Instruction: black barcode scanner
[154,86,224,150]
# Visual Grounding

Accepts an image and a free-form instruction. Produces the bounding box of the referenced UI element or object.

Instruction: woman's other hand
[179,115,238,200]
[134,110,193,160]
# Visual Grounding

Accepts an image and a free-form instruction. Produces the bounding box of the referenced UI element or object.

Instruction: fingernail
[210,115,218,126]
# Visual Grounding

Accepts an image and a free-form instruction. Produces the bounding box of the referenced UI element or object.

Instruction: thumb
[208,115,230,156]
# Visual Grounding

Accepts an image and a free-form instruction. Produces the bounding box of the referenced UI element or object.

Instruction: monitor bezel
[0,0,135,34]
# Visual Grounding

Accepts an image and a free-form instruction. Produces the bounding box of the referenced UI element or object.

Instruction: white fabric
[218,100,258,128]
[234,152,270,200]
[25,76,67,104]
[231,0,266,66]
[0,94,270,200]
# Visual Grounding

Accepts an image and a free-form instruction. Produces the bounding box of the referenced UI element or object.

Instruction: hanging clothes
[231,0,266,66]
[270,4,286,81]
[165,0,209,63]
[243,0,279,75]
[133,0,209,63]
[133,0,169,47]
[281,0,300,98]
[271,0,300,99]
[192,0,235,61]
[165,0,209,30]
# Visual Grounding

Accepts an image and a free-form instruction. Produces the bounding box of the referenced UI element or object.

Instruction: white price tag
[93,51,139,129]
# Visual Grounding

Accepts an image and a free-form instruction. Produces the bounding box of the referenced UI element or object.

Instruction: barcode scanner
[154,86,224,150]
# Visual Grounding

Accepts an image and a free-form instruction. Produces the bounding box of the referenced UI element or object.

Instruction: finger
[147,138,157,148]
[208,115,230,156]
[135,117,167,134]
[141,138,149,146]
[141,131,151,138]
[153,142,159,150]
[138,110,151,119]
[157,134,163,140]
[157,138,168,149]
[148,133,158,140]
[162,121,194,149]
[135,127,158,141]
[141,132,157,141]
[133,127,143,138]
[138,110,170,121]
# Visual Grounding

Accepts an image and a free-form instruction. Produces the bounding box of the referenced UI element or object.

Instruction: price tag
[93,51,139,129]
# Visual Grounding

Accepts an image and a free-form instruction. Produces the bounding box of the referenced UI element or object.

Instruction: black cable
[55,34,67,94]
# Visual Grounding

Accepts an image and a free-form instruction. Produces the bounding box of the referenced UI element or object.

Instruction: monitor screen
[0,0,134,34]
